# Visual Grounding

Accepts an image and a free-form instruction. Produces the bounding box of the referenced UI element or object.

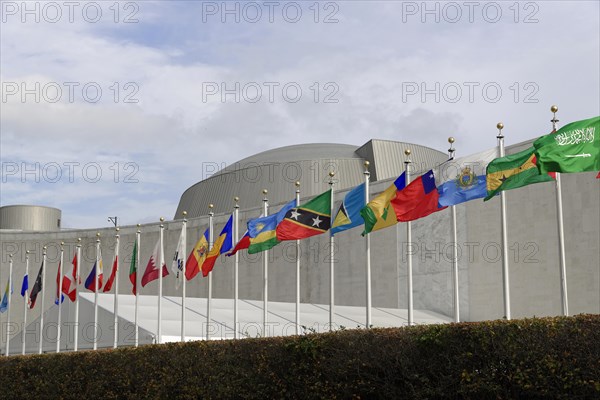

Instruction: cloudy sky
[1,0,598,228]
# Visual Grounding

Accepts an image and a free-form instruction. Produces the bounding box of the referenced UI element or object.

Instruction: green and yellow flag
[360,173,405,235]
[484,147,554,201]
[534,116,600,174]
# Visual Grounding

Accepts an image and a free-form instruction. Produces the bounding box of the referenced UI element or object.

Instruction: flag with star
[276,189,332,241]
[391,170,446,222]
[484,146,555,201]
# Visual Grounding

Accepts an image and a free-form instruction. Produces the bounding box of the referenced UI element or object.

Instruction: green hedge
[1,315,599,399]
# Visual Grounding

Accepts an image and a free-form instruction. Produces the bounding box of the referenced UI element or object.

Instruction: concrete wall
[1,166,599,351]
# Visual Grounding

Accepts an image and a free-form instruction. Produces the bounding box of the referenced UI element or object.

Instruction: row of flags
[2,116,598,313]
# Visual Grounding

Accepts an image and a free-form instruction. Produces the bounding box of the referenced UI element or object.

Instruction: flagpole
[497,122,511,320]
[158,217,165,345]
[448,138,460,323]
[551,105,569,316]
[207,204,214,340]
[56,242,64,353]
[39,246,47,354]
[113,228,120,348]
[6,254,13,356]
[262,189,269,337]
[74,239,81,351]
[233,198,240,339]
[181,211,188,343]
[22,251,29,355]
[364,161,372,329]
[94,233,100,350]
[295,181,301,335]
[404,150,414,326]
[134,225,140,347]
[328,171,335,331]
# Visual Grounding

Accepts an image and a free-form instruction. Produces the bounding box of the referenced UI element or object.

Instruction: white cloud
[1,0,598,227]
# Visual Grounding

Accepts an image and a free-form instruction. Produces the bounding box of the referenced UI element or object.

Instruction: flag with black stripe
[276,189,331,241]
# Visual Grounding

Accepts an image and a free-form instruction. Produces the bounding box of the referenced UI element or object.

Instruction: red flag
[61,253,78,302]
[596,172,600,179]
[103,254,118,293]
[227,231,250,256]
[391,170,446,222]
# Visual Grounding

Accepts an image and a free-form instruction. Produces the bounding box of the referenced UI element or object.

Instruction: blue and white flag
[434,148,498,207]
[21,273,29,298]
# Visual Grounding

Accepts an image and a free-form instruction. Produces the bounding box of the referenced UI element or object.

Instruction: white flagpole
[295,182,301,335]
[39,246,47,354]
[364,162,372,329]
[74,239,81,351]
[448,138,460,323]
[181,212,188,343]
[158,217,165,345]
[328,171,335,331]
[93,233,100,350]
[262,190,269,337]
[233,198,240,339]
[404,150,414,326]
[22,251,29,355]
[6,254,13,356]
[551,105,569,316]
[134,226,140,347]
[497,122,511,320]
[113,228,120,348]
[56,242,64,353]
[207,204,214,340]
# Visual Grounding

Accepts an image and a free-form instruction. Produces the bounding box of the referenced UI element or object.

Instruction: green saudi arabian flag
[533,116,600,174]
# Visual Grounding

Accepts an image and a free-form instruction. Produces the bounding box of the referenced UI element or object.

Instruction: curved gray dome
[175,140,447,218]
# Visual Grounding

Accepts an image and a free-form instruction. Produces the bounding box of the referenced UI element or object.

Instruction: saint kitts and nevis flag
[331,183,365,236]
[484,146,555,201]
[533,116,600,174]
[248,200,296,253]
[276,189,332,241]
[202,216,233,277]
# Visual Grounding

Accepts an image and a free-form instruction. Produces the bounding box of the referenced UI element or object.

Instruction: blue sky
[1,1,599,228]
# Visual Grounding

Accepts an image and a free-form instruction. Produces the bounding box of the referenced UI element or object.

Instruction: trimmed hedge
[1,315,599,399]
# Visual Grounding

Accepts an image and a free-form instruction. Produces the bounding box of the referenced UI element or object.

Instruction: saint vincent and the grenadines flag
[277,190,332,241]
[202,216,233,277]
[248,200,296,253]
[485,146,555,201]
[435,148,498,207]
[331,183,365,236]
[360,173,406,235]
[533,116,600,174]
[0,281,10,313]
[186,229,210,280]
